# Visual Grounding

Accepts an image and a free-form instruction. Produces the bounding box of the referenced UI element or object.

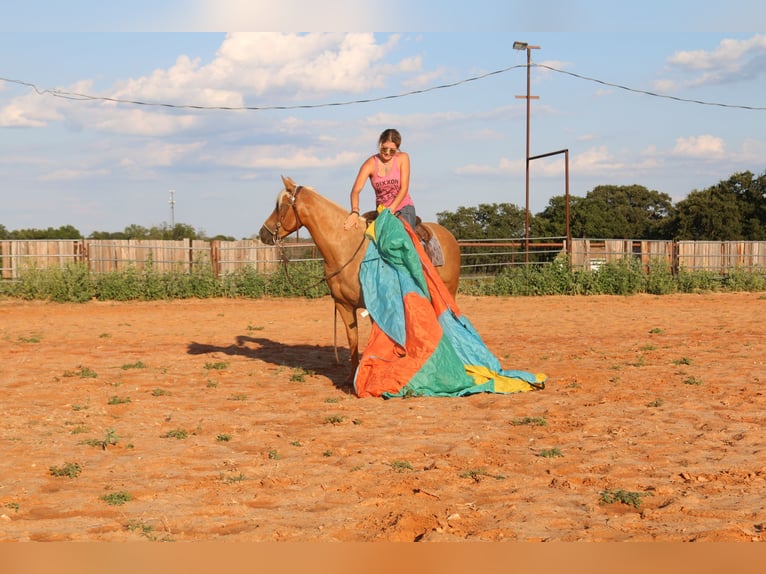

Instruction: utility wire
[535,64,766,111]
[1,61,764,111]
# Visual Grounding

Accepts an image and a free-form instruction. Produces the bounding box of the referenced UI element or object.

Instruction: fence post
[210,240,220,279]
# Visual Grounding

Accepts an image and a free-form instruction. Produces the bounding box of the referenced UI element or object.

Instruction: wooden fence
[0,239,284,279]
[568,239,766,273]
[2,238,766,280]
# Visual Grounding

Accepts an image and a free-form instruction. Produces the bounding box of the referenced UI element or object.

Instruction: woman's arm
[344,157,374,230]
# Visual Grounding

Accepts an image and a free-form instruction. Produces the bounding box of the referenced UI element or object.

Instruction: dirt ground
[0,292,764,542]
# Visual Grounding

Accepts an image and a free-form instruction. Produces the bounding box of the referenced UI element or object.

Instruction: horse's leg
[334,301,360,376]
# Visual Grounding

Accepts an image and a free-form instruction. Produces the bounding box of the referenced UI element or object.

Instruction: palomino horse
[259,176,461,373]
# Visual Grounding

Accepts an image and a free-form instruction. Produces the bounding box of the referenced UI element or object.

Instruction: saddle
[361,210,444,266]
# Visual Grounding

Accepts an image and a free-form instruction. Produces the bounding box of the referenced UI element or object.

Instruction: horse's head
[259,176,304,244]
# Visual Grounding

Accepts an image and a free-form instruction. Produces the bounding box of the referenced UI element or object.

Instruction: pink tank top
[369,155,414,210]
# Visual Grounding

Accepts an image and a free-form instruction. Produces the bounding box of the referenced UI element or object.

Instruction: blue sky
[2,2,766,238]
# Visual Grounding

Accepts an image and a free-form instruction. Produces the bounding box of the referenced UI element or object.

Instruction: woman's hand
[343,212,360,230]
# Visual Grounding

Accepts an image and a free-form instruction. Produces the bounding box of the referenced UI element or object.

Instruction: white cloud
[211,145,358,170]
[671,134,725,158]
[39,168,111,182]
[0,33,413,134]
[658,33,766,89]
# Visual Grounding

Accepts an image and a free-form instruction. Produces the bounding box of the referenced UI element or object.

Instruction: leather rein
[262,185,368,292]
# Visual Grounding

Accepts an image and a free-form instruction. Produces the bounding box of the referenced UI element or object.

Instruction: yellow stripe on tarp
[464,365,545,393]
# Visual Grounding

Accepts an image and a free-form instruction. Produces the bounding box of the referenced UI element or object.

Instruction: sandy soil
[0,293,764,542]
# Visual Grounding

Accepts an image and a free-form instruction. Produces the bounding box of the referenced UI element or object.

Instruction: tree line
[2,169,764,242]
[0,222,235,241]
[437,169,766,241]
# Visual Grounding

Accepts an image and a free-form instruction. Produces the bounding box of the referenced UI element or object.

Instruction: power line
[1,61,764,112]
[535,64,766,111]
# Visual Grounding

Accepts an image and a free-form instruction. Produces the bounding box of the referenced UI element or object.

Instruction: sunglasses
[379,146,398,155]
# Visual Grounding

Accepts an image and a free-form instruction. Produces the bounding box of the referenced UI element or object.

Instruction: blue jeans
[395,205,417,230]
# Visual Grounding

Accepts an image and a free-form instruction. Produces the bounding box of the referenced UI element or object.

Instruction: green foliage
[599,488,650,509]
[49,462,82,478]
[107,395,131,405]
[390,460,413,472]
[510,416,548,427]
[437,203,527,239]
[537,447,563,458]
[100,491,132,506]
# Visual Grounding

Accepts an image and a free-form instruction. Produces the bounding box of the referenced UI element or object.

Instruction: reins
[267,185,368,295]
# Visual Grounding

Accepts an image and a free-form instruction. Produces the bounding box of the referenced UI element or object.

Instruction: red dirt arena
[0,293,764,542]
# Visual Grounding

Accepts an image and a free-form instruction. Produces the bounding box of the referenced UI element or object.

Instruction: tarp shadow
[186,335,352,390]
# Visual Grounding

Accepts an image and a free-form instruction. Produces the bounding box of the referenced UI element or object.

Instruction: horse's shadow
[187,335,352,391]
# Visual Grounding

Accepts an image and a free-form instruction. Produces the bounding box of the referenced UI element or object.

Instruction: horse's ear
[281,175,295,191]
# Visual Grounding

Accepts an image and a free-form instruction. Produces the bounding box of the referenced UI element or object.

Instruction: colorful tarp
[353,208,547,398]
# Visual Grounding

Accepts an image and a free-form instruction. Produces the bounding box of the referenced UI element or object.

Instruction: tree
[0,223,8,239]
[437,203,527,239]
[9,225,82,239]
[672,189,741,240]
[576,185,675,239]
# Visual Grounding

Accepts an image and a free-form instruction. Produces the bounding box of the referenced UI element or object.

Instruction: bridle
[261,185,304,244]
[263,184,368,289]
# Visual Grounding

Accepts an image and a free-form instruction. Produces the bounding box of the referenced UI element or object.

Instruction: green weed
[390,460,413,472]
[101,491,132,506]
[162,429,189,439]
[204,361,228,371]
[459,468,506,481]
[63,366,98,379]
[107,395,131,405]
[599,488,651,509]
[49,462,82,478]
[80,428,119,450]
[121,361,147,370]
[537,447,564,458]
[510,416,548,427]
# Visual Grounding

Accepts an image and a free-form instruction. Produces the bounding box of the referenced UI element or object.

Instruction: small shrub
[204,361,228,371]
[390,460,413,472]
[121,361,147,370]
[537,447,563,458]
[683,376,703,386]
[216,434,232,442]
[49,462,82,478]
[107,395,131,405]
[510,416,547,427]
[151,388,171,396]
[80,428,118,450]
[599,489,650,509]
[324,415,345,425]
[459,468,506,481]
[101,491,132,506]
[162,429,189,439]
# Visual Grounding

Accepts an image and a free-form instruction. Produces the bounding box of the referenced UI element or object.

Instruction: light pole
[168,189,176,228]
[514,41,540,263]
